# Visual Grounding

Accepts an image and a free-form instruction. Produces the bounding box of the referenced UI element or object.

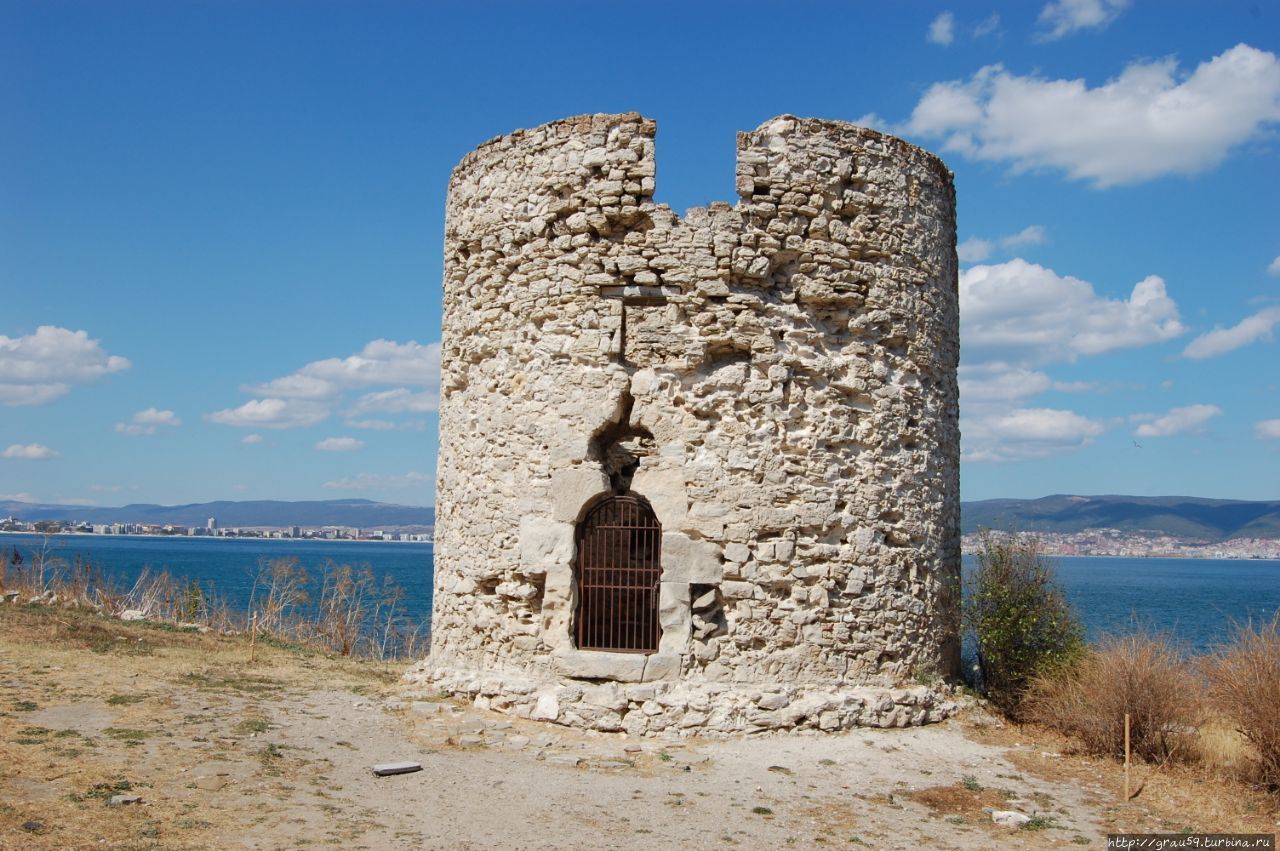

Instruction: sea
[2,533,1278,653]
[0,533,435,632]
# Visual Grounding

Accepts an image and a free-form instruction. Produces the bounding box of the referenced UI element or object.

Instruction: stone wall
[414,113,960,734]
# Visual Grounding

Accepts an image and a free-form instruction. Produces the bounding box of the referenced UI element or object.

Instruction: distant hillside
[0,499,434,529]
[962,495,1280,541]
[10,494,1277,540]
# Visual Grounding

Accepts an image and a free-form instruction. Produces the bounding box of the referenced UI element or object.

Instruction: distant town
[962,528,1280,560]
[0,515,433,543]
[4,513,1278,559]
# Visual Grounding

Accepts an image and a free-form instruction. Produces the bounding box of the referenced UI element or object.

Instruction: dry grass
[0,602,400,849]
[969,715,1280,837]
[912,782,1012,819]
[0,545,428,660]
[1023,630,1204,763]
[1204,614,1280,789]
[1192,718,1256,778]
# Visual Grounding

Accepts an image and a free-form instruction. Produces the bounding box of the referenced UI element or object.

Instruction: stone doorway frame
[538,485,690,683]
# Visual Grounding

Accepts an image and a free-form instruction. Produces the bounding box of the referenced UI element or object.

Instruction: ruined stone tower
[416,113,960,734]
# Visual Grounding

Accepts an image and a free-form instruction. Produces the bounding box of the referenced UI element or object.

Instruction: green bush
[965,531,1084,717]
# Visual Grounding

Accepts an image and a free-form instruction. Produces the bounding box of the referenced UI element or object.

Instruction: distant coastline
[1043,551,1278,563]
[0,530,432,545]
[961,528,1280,561]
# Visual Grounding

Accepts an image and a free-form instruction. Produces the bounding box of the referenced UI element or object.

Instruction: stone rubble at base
[404,663,957,736]
[424,113,961,733]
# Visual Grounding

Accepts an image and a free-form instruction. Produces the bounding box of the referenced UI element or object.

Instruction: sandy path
[0,610,1108,849]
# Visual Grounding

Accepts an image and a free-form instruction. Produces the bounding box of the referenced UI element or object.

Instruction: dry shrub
[1204,615,1280,789]
[1193,717,1254,778]
[1024,630,1203,763]
[2,541,428,660]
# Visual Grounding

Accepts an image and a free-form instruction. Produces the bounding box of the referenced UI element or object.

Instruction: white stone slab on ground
[371,761,422,777]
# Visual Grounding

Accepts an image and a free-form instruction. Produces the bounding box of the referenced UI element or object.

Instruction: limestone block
[549,467,610,522]
[658,582,691,654]
[641,654,681,682]
[757,693,790,710]
[582,683,628,711]
[531,692,559,721]
[630,466,688,528]
[519,516,574,572]
[539,567,575,652]
[660,532,723,584]
[554,649,648,682]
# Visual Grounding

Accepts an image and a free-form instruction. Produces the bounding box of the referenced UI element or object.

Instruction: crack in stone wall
[417,113,960,733]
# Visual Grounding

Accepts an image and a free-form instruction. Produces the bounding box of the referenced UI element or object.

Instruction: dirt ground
[1,605,1276,850]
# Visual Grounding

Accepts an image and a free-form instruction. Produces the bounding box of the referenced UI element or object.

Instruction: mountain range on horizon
[4,494,1280,541]
[962,494,1280,542]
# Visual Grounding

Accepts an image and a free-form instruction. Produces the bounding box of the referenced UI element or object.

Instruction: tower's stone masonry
[410,113,961,734]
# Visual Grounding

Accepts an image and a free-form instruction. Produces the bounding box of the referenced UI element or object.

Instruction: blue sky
[1,0,1278,508]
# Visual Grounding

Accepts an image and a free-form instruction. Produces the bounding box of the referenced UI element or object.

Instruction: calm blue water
[963,554,1280,652]
[3,534,1277,653]
[0,534,434,625]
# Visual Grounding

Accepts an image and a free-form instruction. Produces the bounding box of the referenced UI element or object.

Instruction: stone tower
[416,114,960,734]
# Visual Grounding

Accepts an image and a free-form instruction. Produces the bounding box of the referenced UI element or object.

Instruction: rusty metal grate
[575,494,662,653]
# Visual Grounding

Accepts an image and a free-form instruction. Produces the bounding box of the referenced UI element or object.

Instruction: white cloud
[1001,225,1047,249]
[927,11,955,46]
[134,407,180,426]
[1134,404,1223,438]
[973,13,1000,38]
[322,471,432,491]
[853,113,888,132]
[243,374,338,400]
[0,383,71,406]
[0,326,130,406]
[0,492,38,502]
[277,339,439,390]
[3,443,60,460]
[1255,419,1280,440]
[115,407,181,436]
[1036,0,1129,41]
[215,339,441,429]
[1182,306,1280,359]
[1267,256,1280,277]
[315,436,365,452]
[958,226,1047,265]
[206,398,329,429]
[957,259,1186,463]
[346,418,396,431]
[904,44,1280,188]
[242,433,264,445]
[346,418,426,431]
[963,407,1107,462]
[957,238,993,263]
[348,388,440,415]
[961,260,1185,365]
[960,366,1053,402]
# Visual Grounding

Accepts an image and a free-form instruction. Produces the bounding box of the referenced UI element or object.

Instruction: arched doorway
[575,494,662,653]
